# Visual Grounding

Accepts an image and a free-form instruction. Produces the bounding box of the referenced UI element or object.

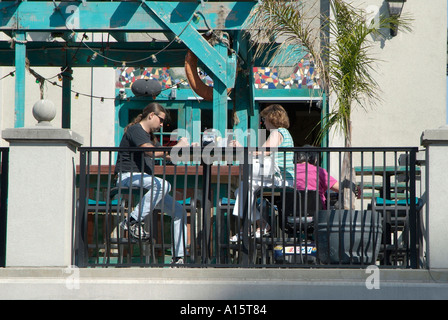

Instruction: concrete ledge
[2,127,83,147]
[421,124,448,146]
[1,268,447,300]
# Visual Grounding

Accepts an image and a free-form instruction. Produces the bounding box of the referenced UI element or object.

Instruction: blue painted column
[191,103,202,145]
[14,31,26,128]
[248,56,259,147]
[213,40,229,138]
[61,66,72,129]
[185,101,201,144]
[249,102,260,147]
[114,97,127,147]
[233,63,251,147]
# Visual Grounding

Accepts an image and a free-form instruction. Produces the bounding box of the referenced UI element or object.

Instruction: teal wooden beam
[120,88,217,103]
[147,2,242,138]
[0,41,188,67]
[233,68,251,147]
[0,42,310,69]
[176,101,185,141]
[147,2,235,89]
[0,1,253,85]
[115,99,127,147]
[13,31,26,128]
[184,101,193,143]
[191,105,201,145]
[0,1,256,32]
[247,50,257,147]
[182,101,200,145]
[249,102,259,147]
[61,66,72,128]
[253,88,325,100]
[212,40,229,138]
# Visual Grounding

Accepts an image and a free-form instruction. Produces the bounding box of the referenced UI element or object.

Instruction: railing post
[408,148,418,268]
[241,146,250,265]
[0,148,9,267]
[201,153,212,264]
[75,149,88,267]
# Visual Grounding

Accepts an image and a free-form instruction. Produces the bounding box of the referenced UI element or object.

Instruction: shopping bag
[251,155,280,180]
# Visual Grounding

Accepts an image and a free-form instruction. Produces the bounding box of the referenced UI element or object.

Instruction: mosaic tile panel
[115,55,321,91]
[116,66,184,89]
[253,54,320,90]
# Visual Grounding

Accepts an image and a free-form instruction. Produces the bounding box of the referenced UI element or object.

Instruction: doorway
[259,101,322,147]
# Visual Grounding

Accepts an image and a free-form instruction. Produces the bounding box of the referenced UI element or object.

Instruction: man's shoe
[171,257,184,265]
[119,218,129,231]
[129,222,150,241]
[120,218,150,241]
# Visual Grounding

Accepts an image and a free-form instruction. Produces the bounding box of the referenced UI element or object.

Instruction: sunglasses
[155,114,166,124]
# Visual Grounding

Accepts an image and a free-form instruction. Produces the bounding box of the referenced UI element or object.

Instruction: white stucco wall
[343,0,447,149]
[0,66,115,148]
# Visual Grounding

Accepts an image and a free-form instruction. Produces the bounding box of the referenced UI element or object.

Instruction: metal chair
[277,189,321,240]
[107,186,201,264]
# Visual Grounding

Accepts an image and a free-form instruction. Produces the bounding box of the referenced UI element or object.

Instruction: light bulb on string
[193,13,200,24]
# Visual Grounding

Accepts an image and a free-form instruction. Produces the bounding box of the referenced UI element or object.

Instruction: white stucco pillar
[1,100,83,267]
[421,125,448,269]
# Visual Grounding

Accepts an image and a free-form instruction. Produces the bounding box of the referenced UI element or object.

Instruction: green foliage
[246,0,412,145]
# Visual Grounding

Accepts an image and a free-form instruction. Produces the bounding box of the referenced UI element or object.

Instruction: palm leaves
[246,0,412,145]
[326,0,380,144]
[246,0,412,209]
[248,1,328,87]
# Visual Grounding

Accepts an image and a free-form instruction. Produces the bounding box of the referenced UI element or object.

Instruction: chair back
[283,189,320,219]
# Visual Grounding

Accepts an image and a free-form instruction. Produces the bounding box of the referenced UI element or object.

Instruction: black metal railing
[75,146,422,268]
[0,147,9,267]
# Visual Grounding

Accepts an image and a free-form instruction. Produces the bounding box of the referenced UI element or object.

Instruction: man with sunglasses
[115,102,189,264]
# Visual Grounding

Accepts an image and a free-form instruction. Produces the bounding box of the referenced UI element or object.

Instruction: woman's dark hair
[124,102,169,143]
[296,144,318,165]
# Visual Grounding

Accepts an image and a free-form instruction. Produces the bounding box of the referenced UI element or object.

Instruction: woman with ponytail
[115,102,190,264]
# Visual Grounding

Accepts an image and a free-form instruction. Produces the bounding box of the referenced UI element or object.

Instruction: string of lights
[53,0,202,68]
[0,66,192,102]
[2,3,218,102]
[0,70,15,81]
